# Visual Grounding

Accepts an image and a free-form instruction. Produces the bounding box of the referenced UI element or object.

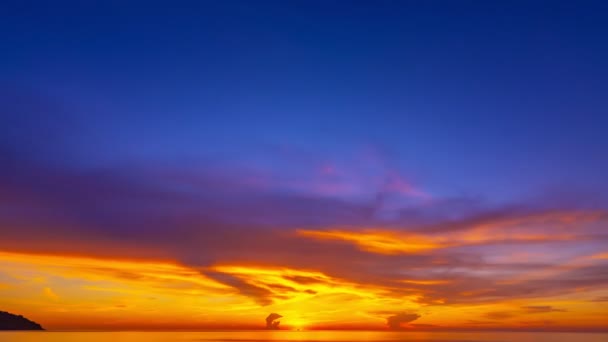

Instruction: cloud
[522,306,567,313]
[466,320,498,325]
[282,275,327,285]
[590,296,608,302]
[297,229,442,255]
[1,251,228,297]
[43,287,59,301]
[205,272,275,306]
[203,265,378,307]
[484,311,515,320]
[265,313,282,329]
[482,306,567,322]
[386,312,421,330]
[297,210,608,256]
[591,253,608,260]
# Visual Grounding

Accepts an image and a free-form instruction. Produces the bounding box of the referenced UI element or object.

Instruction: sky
[1,0,608,332]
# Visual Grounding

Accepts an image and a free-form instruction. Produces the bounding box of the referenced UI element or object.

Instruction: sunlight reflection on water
[1,331,607,342]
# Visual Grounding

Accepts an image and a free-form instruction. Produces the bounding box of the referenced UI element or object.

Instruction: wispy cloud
[522,306,567,313]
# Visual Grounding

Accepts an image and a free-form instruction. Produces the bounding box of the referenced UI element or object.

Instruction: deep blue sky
[1,0,607,221]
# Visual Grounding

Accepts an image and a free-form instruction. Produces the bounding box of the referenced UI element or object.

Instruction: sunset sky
[1,0,608,332]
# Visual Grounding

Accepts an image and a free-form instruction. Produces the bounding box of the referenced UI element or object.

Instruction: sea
[0,331,607,342]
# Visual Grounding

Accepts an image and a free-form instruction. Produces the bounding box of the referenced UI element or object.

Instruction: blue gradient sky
[3,0,607,205]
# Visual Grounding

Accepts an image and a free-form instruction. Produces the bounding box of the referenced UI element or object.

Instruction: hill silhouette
[0,311,44,330]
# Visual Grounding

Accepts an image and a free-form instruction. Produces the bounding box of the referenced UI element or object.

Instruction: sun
[288,318,309,331]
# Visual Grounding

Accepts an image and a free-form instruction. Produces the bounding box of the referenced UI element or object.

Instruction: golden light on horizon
[0,247,606,331]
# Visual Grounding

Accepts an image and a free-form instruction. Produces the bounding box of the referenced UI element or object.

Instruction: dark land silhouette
[0,311,44,330]
[265,313,282,330]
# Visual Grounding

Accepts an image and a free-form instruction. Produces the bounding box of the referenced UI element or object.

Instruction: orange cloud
[1,247,608,331]
[296,229,442,255]
[1,210,607,331]
[298,210,607,256]
[591,253,608,260]
[400,279,451,285]
[43,287,60,301]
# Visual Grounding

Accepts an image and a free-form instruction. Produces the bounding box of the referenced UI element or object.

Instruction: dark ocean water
[1,331,607,342]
